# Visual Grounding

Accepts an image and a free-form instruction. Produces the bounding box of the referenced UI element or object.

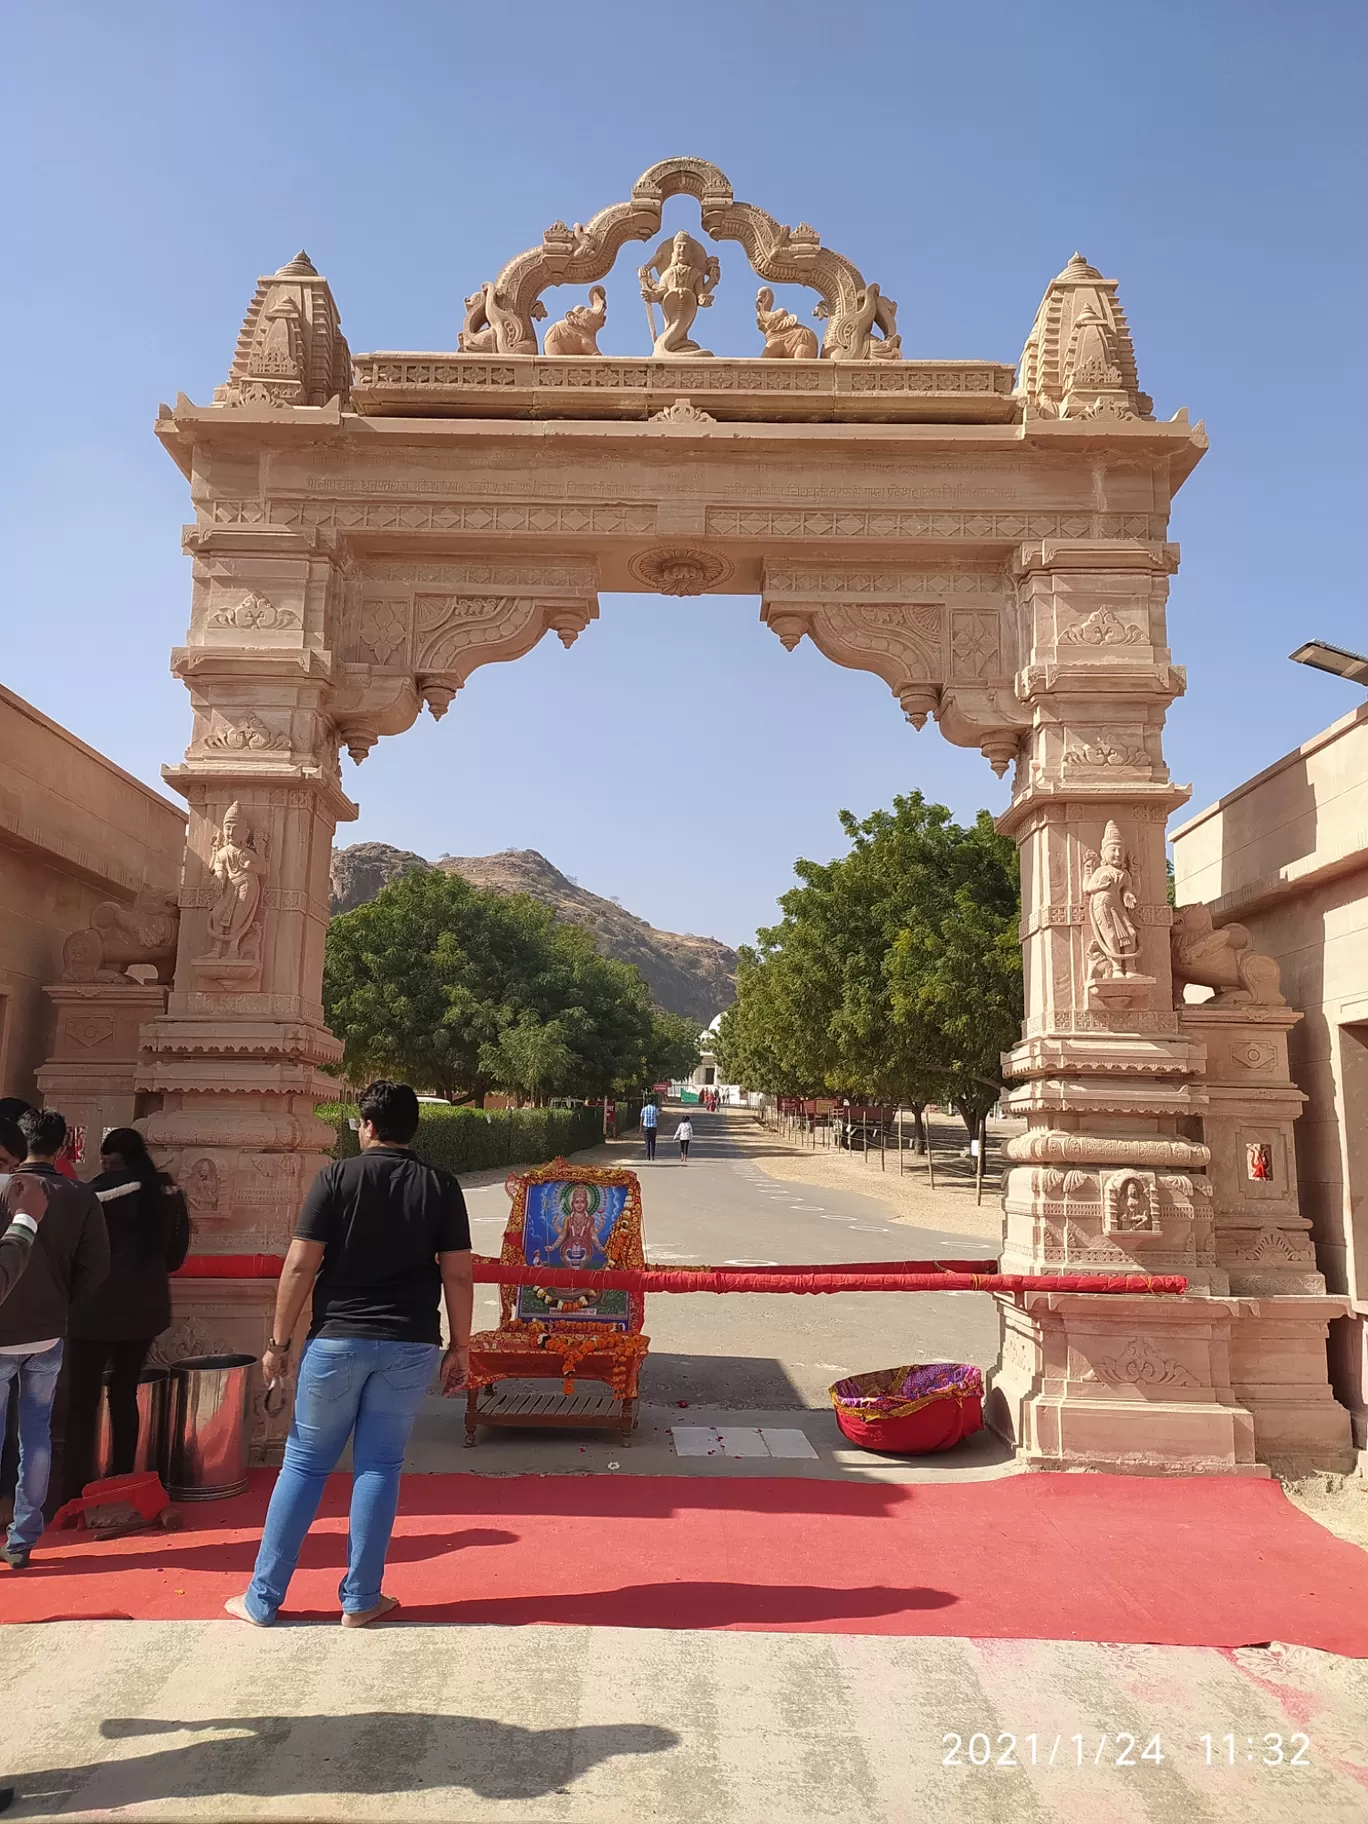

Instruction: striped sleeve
[0,1221,36,1305]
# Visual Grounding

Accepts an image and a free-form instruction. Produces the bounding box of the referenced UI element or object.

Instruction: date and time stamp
[941,1730,1314,1771]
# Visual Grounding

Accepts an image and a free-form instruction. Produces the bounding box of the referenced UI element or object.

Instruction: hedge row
[318,1100,621,1175]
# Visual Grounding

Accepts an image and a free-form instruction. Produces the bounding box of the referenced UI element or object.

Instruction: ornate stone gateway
[125,156,1346,1470]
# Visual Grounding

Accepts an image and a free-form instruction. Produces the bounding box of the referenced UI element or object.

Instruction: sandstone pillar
[1180,1000,1355,1472]
[138,524,384,1453]
[984,539,1259,1473]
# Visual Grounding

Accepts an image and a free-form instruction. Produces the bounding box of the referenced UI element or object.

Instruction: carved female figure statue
[1083,820,1140,979]
[638,231,720,358]
[755,287,819,359]
[207,802,267,960]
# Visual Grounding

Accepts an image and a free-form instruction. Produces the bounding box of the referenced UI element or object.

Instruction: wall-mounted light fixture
[1288,639,1368,685]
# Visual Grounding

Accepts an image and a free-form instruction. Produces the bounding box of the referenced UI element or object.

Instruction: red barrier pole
[475,1261,1188,1296]
[177,1256,1188,1295]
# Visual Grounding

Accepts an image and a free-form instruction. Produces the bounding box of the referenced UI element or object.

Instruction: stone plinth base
[35,981,168,1169]
[1229,1296,1356,1475]
[987,1292,1265,1476]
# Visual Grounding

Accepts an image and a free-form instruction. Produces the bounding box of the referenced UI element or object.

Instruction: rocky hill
[329,842,736,1024]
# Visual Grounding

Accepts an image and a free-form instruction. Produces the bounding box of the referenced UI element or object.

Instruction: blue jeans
[0,1340,64,1552]
[245,1336,439,1621]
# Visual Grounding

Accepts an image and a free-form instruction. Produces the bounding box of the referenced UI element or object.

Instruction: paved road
[461,1109,1000,1409]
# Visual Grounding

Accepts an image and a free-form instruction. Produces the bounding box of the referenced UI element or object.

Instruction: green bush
[317,1100,607,1173]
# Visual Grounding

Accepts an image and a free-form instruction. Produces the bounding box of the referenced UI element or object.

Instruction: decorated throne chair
[465,1160,651,1446]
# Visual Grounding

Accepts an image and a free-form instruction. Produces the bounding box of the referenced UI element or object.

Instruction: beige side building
[0,684,186,1111]
[1172,701,1368,1456]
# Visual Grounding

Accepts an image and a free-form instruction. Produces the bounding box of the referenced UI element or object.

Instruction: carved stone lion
[1170,904,1284,1008]
[61,890,180,984]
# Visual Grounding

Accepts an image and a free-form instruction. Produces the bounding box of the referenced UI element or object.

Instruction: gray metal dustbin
[167,1354,255,1500]
[94,1365,171,1481]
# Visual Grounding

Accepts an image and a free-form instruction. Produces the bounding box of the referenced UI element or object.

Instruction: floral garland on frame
[469,1321,651,1397]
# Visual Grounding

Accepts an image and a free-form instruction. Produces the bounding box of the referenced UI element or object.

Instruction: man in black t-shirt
[226,1080,473,1628]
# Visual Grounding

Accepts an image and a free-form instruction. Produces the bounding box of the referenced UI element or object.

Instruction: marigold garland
[469,1322,650,1396]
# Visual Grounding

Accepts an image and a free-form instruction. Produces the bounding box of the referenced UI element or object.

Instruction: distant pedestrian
[641,1100,659,1161]
[63,1129,191,1498]
[0,1109,109,1569]
[674,1116,694,1164]
[227,1080,472,1629]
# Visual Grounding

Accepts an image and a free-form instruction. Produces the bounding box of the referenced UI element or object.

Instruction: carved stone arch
[476,156,899,360]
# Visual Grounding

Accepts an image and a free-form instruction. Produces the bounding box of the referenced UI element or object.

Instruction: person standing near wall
[0,1109,108,1569]
[641,1099,659,1161]
[62,1128,191,1498]
[227,1079,473,1629]
[0,1169,49,1816]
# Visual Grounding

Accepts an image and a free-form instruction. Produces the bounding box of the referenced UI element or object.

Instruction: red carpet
[3,1471,1367,1656]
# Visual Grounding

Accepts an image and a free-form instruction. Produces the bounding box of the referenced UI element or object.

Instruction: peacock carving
[458,281,544,355]
[543,286,608,356]
[816,281,902,362]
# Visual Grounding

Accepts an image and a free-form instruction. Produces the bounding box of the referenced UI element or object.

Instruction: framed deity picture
[498,1160,646,1333]
[1246,1141,1274,1182]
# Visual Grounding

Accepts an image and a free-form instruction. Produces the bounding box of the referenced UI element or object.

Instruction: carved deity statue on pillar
[206,802,267,963]
[1083,820,1140,980]
[638,232,720,357]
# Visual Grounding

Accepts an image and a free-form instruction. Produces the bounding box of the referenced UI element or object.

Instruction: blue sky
[3,2,1365,948]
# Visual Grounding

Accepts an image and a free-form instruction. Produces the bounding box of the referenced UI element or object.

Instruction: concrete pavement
[3,1621,1366,1822]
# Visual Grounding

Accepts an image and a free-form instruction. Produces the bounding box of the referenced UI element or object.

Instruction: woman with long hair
[63,1128,190,1496]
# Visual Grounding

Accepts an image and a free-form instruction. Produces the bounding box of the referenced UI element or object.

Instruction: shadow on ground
[11,1713,680,1812]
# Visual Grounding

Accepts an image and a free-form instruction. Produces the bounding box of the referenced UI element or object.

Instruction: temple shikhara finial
[1016,251,1151,421]
[215,250,350,409]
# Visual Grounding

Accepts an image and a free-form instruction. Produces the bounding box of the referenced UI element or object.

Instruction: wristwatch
[266,1338,292,1354]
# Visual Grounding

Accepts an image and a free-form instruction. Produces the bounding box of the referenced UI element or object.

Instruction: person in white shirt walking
[673,1116,694,1165]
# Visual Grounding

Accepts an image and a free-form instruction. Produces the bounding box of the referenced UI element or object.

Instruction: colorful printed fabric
[831,1360,983,1418]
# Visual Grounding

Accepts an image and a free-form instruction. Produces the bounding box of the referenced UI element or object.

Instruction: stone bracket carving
[761,573,946,728]
[335,563,600,750]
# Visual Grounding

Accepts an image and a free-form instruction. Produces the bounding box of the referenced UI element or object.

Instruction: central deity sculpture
[638,231,721,357]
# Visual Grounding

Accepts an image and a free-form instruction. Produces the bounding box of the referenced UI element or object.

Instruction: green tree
[324,870,655,1103]
[481,1015,576,1104]
[640,1010,703,1088]
[721,791,1023,1142]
